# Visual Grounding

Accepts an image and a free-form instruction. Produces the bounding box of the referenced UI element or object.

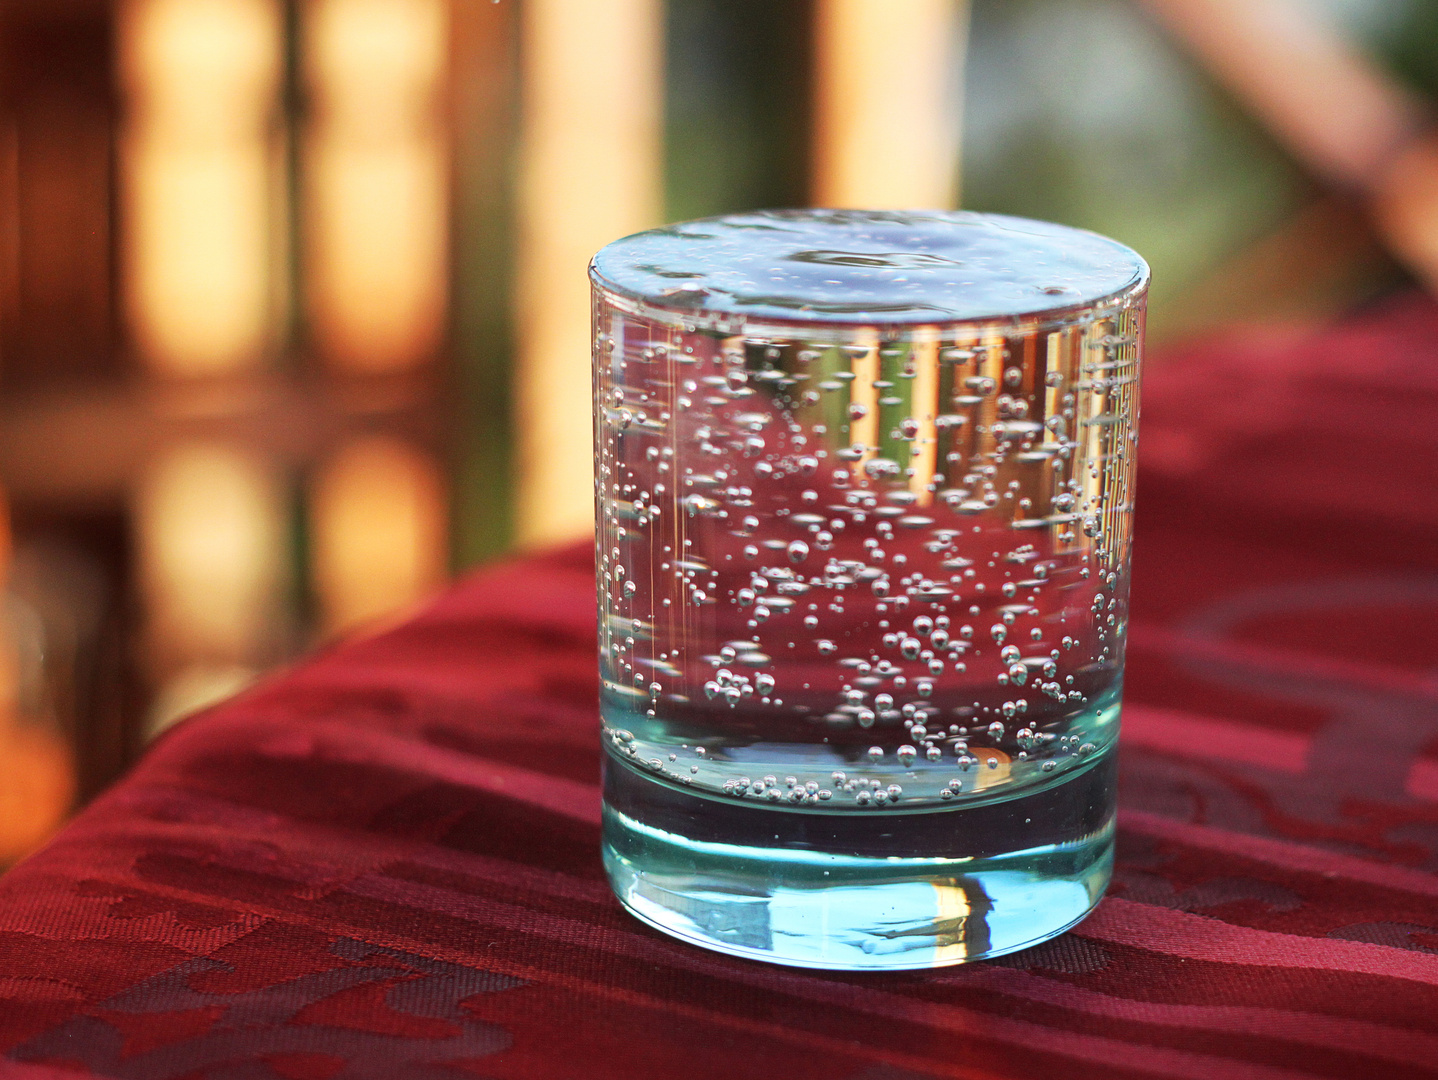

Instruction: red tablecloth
[3,296,1438,1080]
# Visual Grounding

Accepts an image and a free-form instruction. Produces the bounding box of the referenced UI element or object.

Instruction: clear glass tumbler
[591,210,1147,970]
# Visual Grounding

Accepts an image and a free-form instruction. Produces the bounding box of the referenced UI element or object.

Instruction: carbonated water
[592,210,1146,969]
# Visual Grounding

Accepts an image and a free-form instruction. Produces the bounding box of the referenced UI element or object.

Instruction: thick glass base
[602,750,1116,971]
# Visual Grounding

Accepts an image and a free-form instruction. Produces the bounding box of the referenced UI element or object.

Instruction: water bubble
[988,721,1005,739]
[848,402,869,420]
[900,637,922,659]
[1000,645,1021,665]
[926,745,943,762]
[788,540,810,564]
[991,624,1008,644]
[897,745,917,766]
[857,708,876,728]
[817,640,837,655]
[623,580,636,596]
[913,616,934,634]
[867,746,884,762]
[737,588,755,607]
[856,790,872,805]
[864,457,902,481]
[804,615,819,628]
[1008,663,1028,685]
[898,417,921,439]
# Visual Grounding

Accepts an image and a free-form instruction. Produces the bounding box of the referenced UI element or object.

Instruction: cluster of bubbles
[595,312,1138,808]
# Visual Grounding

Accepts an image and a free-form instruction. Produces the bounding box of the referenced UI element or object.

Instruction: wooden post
[813,0,967,210]
[514,0,663,547]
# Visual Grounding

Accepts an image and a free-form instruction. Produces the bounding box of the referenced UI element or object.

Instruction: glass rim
[590,268,1149,342]
[589,209,1151,339]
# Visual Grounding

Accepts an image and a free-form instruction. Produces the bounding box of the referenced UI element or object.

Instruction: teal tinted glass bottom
[603,746,1115,971]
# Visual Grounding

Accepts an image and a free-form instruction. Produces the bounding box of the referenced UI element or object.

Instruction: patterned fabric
[3,296,1438,1079]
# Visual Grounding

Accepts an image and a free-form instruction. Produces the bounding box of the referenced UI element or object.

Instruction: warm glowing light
[304,0,449,373]
[813,0,967,210]
[147,663,257,739]
[136,441,287,663]
[515,0,663,546]
[310,436,448,636]
[0,724,74,864]
[119,0,284,376]
[906,328,941,505]
[0,487,70,863]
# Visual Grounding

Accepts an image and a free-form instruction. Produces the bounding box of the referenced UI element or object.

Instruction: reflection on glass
[136,441,286,736]
[310,436,447,637]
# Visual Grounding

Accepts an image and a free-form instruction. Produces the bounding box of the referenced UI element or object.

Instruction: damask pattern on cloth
[2,296,1438,1079]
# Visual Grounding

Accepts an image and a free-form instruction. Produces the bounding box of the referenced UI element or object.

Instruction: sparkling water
[592,210,1146,969]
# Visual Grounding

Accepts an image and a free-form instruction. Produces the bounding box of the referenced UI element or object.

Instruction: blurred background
[0,0,1434,866]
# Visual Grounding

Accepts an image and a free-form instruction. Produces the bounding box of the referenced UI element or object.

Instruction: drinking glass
[591,210,1147,970]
